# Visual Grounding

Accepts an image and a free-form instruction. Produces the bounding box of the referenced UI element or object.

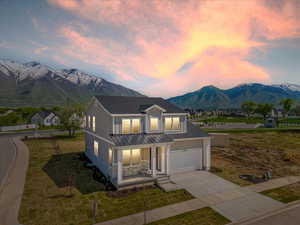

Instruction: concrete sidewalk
[95,199,207,225]
[0,138,29,225]
[245,176,300,193]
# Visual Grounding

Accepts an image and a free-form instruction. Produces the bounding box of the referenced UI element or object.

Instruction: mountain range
[168,83,300,109]
[0,59,143,107]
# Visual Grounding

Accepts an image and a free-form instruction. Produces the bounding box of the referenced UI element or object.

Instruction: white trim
[173,137,211,141]
[112,114,146,116]
[83,129,115,145]
[144,104,166,112]
[163,113,188,116]
[115,142,173,150]
[112,116,115,134]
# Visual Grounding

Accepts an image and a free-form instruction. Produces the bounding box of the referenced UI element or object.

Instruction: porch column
[166,145,170,175]
[151,146,156,177]
[161,146,165,173]
[203,138,211,171]
[117,150,123,184]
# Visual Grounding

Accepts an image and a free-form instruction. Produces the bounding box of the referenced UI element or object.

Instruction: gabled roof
[33,111,53,119]
[95,96,186,114]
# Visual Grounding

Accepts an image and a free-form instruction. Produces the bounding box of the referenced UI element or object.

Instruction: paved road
[0,129,72,138]
[245,204,300,225]
[0,138,16,190]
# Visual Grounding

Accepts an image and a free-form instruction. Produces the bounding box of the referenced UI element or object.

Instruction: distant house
[31,111,60,126]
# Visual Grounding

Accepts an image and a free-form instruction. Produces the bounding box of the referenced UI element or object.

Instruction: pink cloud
[49,0,300,97]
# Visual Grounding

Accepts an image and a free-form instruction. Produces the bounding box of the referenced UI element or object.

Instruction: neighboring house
[84,96,211,189]
[31,111,60,126]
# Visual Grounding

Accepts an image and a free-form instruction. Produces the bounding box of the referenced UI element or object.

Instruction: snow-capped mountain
[272,83,300,92]
[0,59,143,107]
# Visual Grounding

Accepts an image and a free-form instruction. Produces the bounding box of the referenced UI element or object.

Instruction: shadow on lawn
[43,152,105,194]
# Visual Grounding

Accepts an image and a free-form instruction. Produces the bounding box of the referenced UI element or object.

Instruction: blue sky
[1,0,300,97]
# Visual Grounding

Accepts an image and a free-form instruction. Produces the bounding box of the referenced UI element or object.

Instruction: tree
[294,104,300,117]
[241,101,257,118]
[255,103,274,119]
[280,98,294,118]
[59,104,84,136]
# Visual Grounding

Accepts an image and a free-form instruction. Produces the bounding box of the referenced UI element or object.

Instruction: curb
[227,200,300,225]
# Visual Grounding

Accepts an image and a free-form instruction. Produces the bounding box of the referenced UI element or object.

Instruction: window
[94,140,99,156]
[122,149,141,167]
[165,117,180,130]
[121,118,140,134]
[88,116,91,128]
[108,149,113,165]
[150,117,159,131]
[92,116,96,132]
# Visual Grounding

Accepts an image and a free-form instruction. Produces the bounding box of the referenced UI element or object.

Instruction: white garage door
[170,148,202,174]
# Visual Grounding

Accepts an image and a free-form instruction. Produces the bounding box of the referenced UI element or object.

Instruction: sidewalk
[245,176,300,193]
[95,199,207,225]
[0,138,29,225]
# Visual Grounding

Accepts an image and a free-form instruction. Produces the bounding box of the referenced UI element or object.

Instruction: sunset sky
[1,0,300,97]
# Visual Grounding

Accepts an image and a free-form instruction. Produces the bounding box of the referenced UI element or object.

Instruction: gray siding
[171,139,203,151]
[85,133,115,179]
[86,100,112,138]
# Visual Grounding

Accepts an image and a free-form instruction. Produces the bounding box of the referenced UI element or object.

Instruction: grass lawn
[198,117,264,124]
[19,135,193,225]
[148,207,230,225]
[261,182,300,203]
[204,127,300,133]
[211,131,300,186]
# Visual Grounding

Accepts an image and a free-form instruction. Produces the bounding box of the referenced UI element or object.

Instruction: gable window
[150,117,159,131]
[94,140,99,157]
[92,116,96,132]
[121,118,140,134]
[165,117,180,130]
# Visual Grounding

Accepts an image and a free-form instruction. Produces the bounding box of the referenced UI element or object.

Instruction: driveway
[171,171,284,222]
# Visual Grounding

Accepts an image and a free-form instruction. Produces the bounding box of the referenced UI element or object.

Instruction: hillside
[0,59,143,107]
[168,83,300,109]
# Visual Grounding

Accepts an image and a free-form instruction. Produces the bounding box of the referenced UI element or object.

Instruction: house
[84,96,211,189]
[30,111,60,126]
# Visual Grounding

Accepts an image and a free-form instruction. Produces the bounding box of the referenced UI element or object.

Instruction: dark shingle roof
[95,96,185,114]
[167,122,209,139]
[111,133,173,147]
[35,111,53,119]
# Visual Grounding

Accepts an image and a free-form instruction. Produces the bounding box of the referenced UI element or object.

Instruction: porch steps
[156,175,180,192]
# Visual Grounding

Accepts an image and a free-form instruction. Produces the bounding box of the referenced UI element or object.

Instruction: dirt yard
[211,132,300,186]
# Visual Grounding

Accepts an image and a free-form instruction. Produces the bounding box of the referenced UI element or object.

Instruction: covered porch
[115,144,171,185]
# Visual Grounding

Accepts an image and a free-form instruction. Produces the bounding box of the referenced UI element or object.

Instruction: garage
[170,148,203,174]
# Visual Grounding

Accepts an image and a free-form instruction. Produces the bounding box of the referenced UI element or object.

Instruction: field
[211,132,300,186]
[19,135,193,225]
[148,207,230,225]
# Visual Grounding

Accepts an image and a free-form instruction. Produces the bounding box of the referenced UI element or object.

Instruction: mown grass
[198,117,264,124]
[211,132,300,186]
[19,135,193,225]
[261,182,300,203]
[148,207,230,225]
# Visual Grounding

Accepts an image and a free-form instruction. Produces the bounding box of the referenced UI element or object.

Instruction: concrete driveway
[171,171,284,222]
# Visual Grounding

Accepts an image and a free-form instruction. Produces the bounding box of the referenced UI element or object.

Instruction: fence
[0,124,38,132]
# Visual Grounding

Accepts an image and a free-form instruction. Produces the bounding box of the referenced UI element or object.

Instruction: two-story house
[84,96,211,189]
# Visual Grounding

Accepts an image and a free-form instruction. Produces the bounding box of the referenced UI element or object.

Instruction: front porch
[114,144,171,186]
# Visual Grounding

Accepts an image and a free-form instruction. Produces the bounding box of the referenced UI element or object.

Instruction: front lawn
[148,207,230,225]
[261,182,300,203]
[19,135,193,225]
[211,132,300,186]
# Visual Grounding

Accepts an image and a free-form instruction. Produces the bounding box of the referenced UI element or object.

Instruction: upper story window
[88,115,91,128]
[94,140,99,157]
[150,117,159,131]
[122,118,140,134]
[92,116,96,132]
[165,117,180,130]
